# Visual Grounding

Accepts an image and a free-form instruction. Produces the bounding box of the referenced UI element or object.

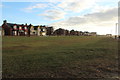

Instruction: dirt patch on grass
[3,45,31,50]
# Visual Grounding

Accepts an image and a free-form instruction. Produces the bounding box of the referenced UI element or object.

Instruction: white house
[0,30,1,36]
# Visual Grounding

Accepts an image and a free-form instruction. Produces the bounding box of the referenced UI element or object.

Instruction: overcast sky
[1,0,118,35]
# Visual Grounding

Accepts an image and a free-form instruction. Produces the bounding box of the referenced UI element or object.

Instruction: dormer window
[14,25,17,30]
[19,26,22,30]
[24,26,27,30]
[43,28,46,32]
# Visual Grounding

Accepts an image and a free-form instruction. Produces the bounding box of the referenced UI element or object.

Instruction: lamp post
[116,23,118,36]
[115,23,118,39]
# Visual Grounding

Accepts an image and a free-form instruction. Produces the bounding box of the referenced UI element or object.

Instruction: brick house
[53,28,66,36]
[46,27,54,36]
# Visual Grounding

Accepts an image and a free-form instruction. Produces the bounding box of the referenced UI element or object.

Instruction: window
[19,26,22,30]
[24,27,27,30]
[14,25,17,29]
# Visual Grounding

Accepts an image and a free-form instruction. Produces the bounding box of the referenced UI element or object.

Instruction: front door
[4,28,11,36]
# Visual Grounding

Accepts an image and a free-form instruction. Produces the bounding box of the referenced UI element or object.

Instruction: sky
[0,0,119,35]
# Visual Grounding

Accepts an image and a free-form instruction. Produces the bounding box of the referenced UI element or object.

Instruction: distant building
[65,30,69,36]
[106,34,112,37]
[79,31,84,36]
[89,32,97,36]
[70,30,75,35]
[84,31,89,36]
[75,31,80,36]
[46,27,54,36]
[53,28,66,36]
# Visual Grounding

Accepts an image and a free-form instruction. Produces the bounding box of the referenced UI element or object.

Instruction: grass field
[2,36,119,78]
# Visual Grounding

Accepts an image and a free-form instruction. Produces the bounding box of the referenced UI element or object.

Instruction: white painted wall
[37,27,41,36]
[15,31,17,36]
[25,32,27,35]
[0,31,1,36]
[19,26,22,30]
[42,32,46,36]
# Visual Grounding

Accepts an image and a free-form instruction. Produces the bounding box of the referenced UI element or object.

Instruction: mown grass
[2,36,119,78]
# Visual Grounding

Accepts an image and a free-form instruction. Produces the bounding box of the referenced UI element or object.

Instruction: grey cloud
[85,7,118,21]
[64,7,118,25]
[39,9,66,20]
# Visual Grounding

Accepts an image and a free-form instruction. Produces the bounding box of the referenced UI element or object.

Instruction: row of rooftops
[5,23,47,28]
[2,20,52,28]
[1,20,97,35]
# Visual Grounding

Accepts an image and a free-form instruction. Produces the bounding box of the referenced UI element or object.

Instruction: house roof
[7,23,25,26]
[2,20,50,29]
[7,23,15,27]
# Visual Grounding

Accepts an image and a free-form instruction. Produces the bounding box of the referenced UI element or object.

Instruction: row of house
[1,20,54,36]
[1,20,97,36]
[53,28,97,36]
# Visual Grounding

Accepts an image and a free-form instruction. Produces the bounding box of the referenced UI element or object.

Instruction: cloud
[1,0,118,2]
[1,0,64,2]
[95,0,118,2]
[51,7,117,27]
[84,7,117,23]
[39,9,66,20]
[57,0,118,13]
[50,7,117,35]
[57,0,96,12]
[24,3,48,12]
[23,2,66,20]
[0,4,3,8]
[36,0,96,21]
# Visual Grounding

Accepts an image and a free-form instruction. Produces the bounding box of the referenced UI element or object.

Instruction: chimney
[3,20,7,24]
[25,23,27,26]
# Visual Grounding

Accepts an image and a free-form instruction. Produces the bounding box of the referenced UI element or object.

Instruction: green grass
[2,36,119,78]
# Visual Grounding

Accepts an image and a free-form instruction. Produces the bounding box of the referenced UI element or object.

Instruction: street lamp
[116,23,118,36]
